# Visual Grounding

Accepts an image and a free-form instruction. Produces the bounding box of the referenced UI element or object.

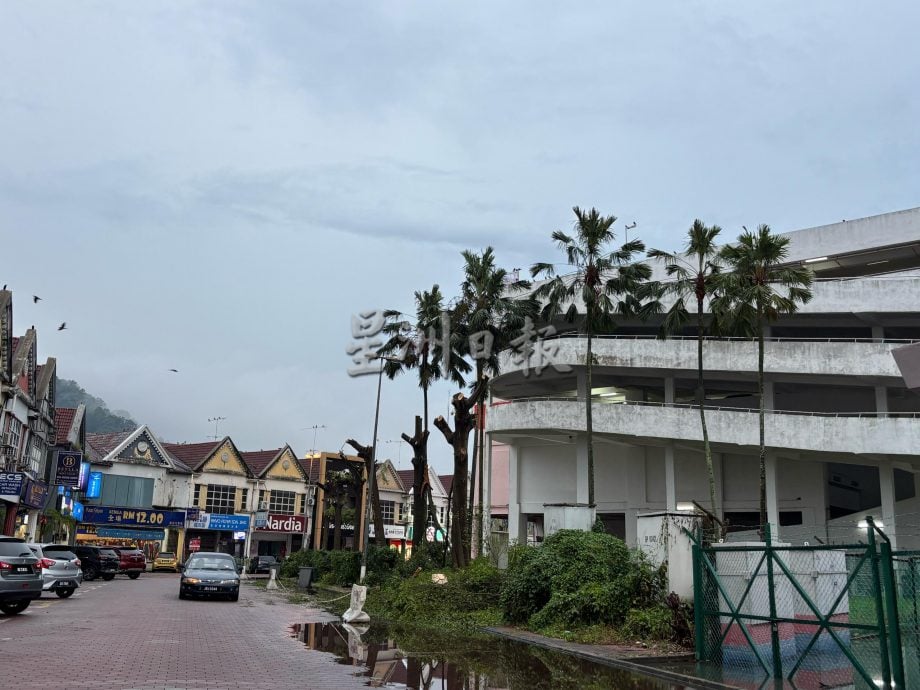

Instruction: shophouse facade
[488,208,920,550]
[393,467,450,551]
[83,426,193,561]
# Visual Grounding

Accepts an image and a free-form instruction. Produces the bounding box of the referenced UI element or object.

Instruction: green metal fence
[693,520,906,689]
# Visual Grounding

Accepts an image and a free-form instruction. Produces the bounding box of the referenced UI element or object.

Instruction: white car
[27,544,83,598]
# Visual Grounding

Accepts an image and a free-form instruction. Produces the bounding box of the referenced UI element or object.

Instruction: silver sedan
[27,544,83,598]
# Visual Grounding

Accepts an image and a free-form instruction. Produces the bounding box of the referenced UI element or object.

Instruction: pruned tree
[345,440,386,547]
[401,415,430,552]
[433,377,489,567]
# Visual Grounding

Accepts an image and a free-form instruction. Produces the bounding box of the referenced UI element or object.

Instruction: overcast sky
[2,2,919,473]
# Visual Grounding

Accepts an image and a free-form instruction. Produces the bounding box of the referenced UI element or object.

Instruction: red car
[107,547,146,579]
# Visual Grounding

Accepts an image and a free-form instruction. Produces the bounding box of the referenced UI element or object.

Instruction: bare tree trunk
[434,378,488,568]
[697,298,719,536]
[402,416,429,552]
[333,500,343,550]
[346,441,386,547]
[469,362,484,558]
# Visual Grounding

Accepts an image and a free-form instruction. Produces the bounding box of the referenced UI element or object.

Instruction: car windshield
[157,552,175,558]
[187,557,235,571]
[44,549,77,560]
[260,556,276,562]
[0,542,33,557]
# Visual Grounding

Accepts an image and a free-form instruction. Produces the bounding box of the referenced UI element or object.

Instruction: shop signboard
[96,527,166,540]
[78,462,90,491]
[85,472,103,499]
[254,510,268,528]
[186,512,250,531]
[21,479,50,509]
[368,524,406,540]
[83,506,186,528]
[186,511,209,529]
[256,513,306,533]
[72,501,84,522]
[0,472,24,503]
[189,538,201,552]
[52,451,82,488]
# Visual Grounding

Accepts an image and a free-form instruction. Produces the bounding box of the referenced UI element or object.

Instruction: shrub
[329,550,361,586]
[620,606,673,641]
[365,545,400,586]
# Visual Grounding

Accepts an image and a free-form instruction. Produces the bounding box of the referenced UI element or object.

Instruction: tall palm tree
[455,247,536,555]
[378,286,468,551]
[715,225,813,532]
[648,220,723,526]
[531,207,654,506]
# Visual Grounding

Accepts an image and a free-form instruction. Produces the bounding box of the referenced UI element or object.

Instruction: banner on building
[85,472,103,499]
[88,526,166,540]
[0,472,24,503]
[82,506,186,528]
[21,479,51,509]
[256,513,306,533]
[52,450,82,488]
[185,512,250,531]
[368,524,406,540]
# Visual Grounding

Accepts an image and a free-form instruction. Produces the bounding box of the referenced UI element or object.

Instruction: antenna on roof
[303,424,327,456]
[207,416,226,440]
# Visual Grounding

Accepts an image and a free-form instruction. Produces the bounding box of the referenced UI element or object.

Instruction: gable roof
[439,474,454,495]
[89,425,193,474]
[298,456,322,483]
[86,430,133,460]
[241,448,283,477]
[162,440,223,471]
[375,459,405,493]
[54,407,77,445]
[396,469,415,491]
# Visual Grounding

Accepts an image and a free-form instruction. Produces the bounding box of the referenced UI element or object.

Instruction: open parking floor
[0,573,369,690]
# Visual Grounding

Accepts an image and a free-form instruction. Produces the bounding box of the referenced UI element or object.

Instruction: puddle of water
[289,621,696,689]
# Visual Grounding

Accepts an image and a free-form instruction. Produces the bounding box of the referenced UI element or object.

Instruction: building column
[765,453,780,542]
[483,430,493,548]
[507,443,527,545]
[872,325,885,342]
[664,444,677,512]
[879,461,897,550]
[575,435,590,505]
[875,386,888,418]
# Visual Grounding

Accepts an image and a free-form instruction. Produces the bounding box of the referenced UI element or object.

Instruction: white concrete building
[489,208,920,550]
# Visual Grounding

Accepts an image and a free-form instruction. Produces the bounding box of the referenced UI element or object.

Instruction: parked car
[250,555,277,574]
[179,552,240,601]
[153,551,179,572]
[0,540,42,615]
[26,544,82,598]
[50,545,118,581]
[108,546,145,578]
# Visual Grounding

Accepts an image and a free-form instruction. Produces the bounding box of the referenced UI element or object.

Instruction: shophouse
[488,207,920,550]
[240,445,313,559]
[308,451,365,551]
[1,324,57,538]
[83,426,193,560]
[394,467,450,551]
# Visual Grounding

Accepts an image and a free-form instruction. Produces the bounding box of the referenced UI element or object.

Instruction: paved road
[0,573,368,690]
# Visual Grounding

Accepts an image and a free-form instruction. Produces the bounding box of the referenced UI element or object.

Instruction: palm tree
[648,220,723,526]
[455,247,536,555]
[378,286,469,552]
[715,225,813,532]
[531,207,654,507]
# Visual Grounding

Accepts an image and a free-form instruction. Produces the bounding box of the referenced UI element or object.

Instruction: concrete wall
[490,399,920,458]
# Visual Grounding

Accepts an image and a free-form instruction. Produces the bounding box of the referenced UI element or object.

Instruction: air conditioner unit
[306,497,315,506]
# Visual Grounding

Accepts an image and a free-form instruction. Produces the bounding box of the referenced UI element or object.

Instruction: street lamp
[360,355,399,584]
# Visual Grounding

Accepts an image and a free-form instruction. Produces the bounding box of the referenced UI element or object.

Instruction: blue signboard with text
[206,513,250,531]
[0,472,24,499]
[85,472,103,499]
[82,505,186,528]
[72,501,84,522]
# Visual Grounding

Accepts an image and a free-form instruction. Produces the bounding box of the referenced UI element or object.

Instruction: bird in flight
[625,222,637,230]
[58,322,67,331]
[33,295,41,303]
[168,368,179,373]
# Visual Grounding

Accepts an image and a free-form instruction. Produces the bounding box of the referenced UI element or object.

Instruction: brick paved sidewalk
[0,573,370,690]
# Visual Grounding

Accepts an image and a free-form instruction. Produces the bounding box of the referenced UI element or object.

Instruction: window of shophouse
[193,484,201,506]
[258,489,266,510]
[7,419,21,461]
[239,487,248,511]
[296,493,305,514]
[378,500,396,523]
[269,489,295,514]
[205,485,236,514]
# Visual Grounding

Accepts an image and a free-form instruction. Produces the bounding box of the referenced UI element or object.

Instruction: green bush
[500,529,667,632]
[365,545,400,586]
[620,606,673,641]
[329,550,361,586]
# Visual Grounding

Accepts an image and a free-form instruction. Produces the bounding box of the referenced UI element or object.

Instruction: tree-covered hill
[56,378,136,433]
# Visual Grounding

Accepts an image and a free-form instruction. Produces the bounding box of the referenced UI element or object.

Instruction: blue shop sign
[85,472,103,499]
[82,506,186,528]
[72,501,84,522]
[91,527,166,540]
[0,472,24,498]
[206,514,250,531]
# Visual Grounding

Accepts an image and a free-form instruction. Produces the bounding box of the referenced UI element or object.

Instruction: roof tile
[54,407,77,446]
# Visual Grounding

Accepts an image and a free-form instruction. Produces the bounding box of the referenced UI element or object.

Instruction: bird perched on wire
[33,295,41,303]
[58,322,67,331]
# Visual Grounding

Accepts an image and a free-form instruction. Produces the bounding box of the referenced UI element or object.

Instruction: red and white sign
[189,538,201,552]
[256,513,307,533]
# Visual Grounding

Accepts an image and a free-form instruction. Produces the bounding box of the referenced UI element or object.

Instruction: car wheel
[0,600,31,615]
[83,565,99,581]
[178,590,187,600]
[128,572,141,580]
[56,588,75,598]
[102,573,115,581]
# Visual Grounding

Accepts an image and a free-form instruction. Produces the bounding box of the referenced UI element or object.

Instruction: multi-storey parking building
[488,208,920,549]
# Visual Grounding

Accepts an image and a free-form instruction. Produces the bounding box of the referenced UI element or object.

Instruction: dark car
[0,540,42,615]
[179,552,240,601]
[250,555,277,574]
[108,547,145,578]
[56,545,119,581]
